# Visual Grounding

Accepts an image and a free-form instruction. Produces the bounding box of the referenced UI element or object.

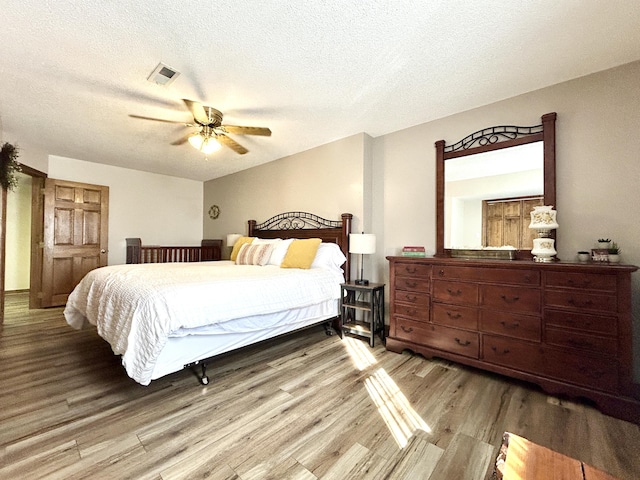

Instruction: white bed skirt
[150,299,339,380]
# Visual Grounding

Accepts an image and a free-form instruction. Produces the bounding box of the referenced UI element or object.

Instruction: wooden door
[41,179,109,307]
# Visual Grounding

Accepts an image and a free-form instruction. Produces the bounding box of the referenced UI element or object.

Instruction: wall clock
[208,204,220,220]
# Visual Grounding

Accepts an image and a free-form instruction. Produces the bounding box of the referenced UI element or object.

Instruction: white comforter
[64,261,343,385]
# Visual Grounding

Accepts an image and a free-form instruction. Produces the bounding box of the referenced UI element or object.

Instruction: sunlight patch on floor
[342,336,430,448]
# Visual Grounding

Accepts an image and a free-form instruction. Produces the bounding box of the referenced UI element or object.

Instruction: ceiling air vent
[147,62,180,86]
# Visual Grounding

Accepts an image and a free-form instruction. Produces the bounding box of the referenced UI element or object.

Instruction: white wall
[5,172,32,290]
[48,156,203,265]
[203,133,370,264]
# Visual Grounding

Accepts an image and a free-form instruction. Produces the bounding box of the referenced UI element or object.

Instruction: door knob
[101,249,106,254]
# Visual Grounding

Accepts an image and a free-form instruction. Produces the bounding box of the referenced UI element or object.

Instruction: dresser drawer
[392,317,433,344]
[394,263,431,278]
[544,291,616,313]
[393,290,430,308]
[480,311,541,341]
[545,271,616,292]
[395,276,430,292]
[480,285,541,314]
[433,280,478,306]
[435,266,539,286]
[545,327,617,357]
[432,303,478,330]
[545,310,616,336]
[543,348,618,392]
[482,334,543,373]
[422,324,479,359]
[393,303,430,323]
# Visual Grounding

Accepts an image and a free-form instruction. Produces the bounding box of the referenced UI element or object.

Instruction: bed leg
[200,363,209,385]
[190,361,210,385]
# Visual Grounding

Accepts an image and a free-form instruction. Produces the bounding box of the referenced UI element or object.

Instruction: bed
[64,212,353,386]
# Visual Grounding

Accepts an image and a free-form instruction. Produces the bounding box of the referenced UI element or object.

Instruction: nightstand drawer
[481,285,541,314]
[432,303,478,330]
[433,280,478,306]
[480,311,541,341]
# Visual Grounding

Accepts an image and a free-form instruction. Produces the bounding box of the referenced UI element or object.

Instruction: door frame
[0,163,47,323]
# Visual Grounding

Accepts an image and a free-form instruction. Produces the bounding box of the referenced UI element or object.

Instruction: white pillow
[267,238,294,266]
[311,242,347,270]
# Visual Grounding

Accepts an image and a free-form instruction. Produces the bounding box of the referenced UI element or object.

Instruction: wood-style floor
[1,292,639,480]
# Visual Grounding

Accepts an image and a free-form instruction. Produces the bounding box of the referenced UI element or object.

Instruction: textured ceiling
[1,1,640,181]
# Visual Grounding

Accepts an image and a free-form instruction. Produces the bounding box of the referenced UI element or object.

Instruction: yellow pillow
[230,236,255,261]
[281,238,322,269]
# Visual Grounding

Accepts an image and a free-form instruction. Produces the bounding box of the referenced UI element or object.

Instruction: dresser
[386,256,640,423]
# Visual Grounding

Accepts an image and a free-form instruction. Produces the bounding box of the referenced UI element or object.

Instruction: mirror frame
[435,112,556,258]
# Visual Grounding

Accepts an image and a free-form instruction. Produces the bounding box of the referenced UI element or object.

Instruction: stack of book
[402,246,426,257]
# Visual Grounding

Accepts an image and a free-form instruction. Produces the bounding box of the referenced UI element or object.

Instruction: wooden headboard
[248,212,353,281]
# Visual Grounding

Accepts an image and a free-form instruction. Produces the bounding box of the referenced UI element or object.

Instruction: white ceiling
[1,1,640,182]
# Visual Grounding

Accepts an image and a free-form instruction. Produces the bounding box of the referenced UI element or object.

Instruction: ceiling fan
[129,99,271,155]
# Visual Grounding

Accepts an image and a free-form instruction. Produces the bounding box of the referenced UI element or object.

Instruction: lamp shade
[349,233,376,254]
[226,233,242,247]
[528,205,559,230]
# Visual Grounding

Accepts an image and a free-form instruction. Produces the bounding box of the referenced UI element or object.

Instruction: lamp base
[355,279,370,286]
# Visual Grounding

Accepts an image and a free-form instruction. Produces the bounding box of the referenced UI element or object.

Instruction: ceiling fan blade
[216,134,248,154]
[183,99,210,125]
[222,125,272,136]
[129,114,193,126]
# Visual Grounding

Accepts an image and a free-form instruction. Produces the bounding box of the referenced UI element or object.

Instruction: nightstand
[340,282,385,347]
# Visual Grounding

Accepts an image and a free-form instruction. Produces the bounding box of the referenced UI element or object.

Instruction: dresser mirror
[435,113,556,259]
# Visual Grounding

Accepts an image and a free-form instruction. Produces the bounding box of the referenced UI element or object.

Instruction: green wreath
[0,142,21,191]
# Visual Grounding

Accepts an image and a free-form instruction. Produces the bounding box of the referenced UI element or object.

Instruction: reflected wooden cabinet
[483,196,542,249]
[387,256,640,424]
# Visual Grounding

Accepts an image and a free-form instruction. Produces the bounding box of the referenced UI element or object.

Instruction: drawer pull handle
[567,279,591,288]
[500,321,520,329]
[491,346,510,355]
[567,338,594,349]
[447,312,462,319]
[500,294,520,304]
[405,267,417,274]
[406,309,417,316]
[438,269,445,277]
[454,338,471,347]
[406,281,417,288]
[401,326,414,333]
[447,288,463,296]
[405,295,418,302]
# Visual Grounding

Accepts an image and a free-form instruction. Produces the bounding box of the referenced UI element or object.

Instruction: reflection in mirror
[445,142,543,249]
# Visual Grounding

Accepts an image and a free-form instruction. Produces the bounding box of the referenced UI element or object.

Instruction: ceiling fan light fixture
[188,133,220,154]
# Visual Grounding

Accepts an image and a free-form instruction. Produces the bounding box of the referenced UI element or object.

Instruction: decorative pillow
[281,238,322,269]
[235,243,274,266]
[267,238,294,266]
[230,236,255,261]
[253,238,282,245]
[311,242,347,270]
